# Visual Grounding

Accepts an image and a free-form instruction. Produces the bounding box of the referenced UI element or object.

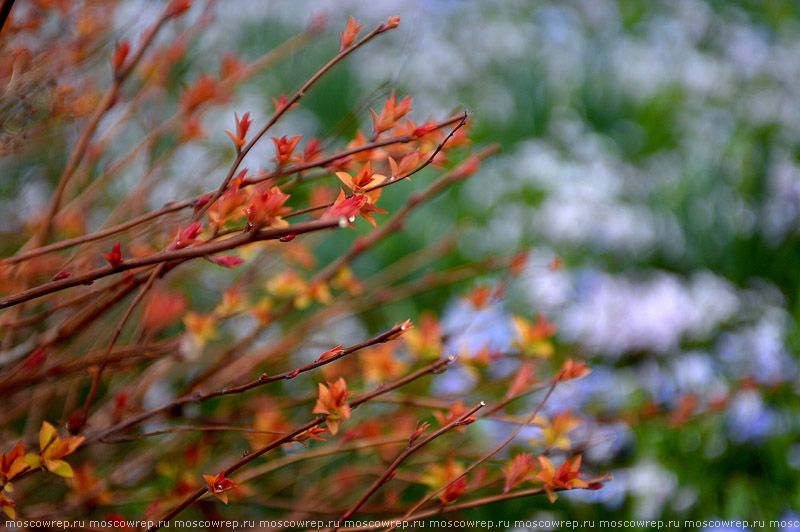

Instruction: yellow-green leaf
[24,454,41,469]
[44,459,73,478]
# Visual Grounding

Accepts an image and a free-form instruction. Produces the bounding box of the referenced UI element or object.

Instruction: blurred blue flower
[726,390,781,444]
[702,525,750,532]
[779,512,800,531]
[716,310,797,385]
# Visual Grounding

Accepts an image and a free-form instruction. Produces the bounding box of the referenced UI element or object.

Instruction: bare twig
[381,372,565,532]
[312,144,501,286]
[32,5,176,248]
[79,264,162,428]
[333,402,485,530]
[339,475,612,531]
[1,114,465,267]
[99,425,288,444]
[194,20,401,222]
[285,113,469,220]
[146,355,456,531]
[84,323,412,446]
[0,218,342,309]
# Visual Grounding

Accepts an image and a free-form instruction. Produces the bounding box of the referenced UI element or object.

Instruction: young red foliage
[101,241,123,268]
[202,470,239,504]
[340,16,364,50]
[271,135,302,168]
[225,112,252,150]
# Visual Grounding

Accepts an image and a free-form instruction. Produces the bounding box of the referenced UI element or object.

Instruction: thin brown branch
[194,20,400,222]
[79,263,162,428]
[0,280,123,330]
[285,113,469,220]
[312,144,501,286]
[99,425,288,443]
[32,5,175,248]
[0,218,342,309]
[334,402,485,530]
[382,372,565,532]
[0,341,177,395]
[192,252,505,390]
[243,114,466,188]
[84,323,411,446]
[339,475,612,531]
[236,437,408,484]
[146,355,456,531]
[1,113,466,268]
[4,201,194,266]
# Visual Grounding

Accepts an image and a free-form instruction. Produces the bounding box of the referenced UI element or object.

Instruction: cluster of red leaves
[225,112,252,150]
[245,186,292,229]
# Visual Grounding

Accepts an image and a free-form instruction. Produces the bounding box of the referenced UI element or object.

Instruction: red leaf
[102,242,123,268]
[339,16,364,50]
[442,476,468,503]
[316,344,344,362]
[408,420,430,447]
[170,222,203,249]
[385,15,401,29]
[110,41,130,74]
[209,255,244,269]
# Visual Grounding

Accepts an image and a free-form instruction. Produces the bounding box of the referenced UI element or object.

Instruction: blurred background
[4,0,800,529]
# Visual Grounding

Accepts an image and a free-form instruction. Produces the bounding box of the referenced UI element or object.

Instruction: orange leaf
[339,16,364,50]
